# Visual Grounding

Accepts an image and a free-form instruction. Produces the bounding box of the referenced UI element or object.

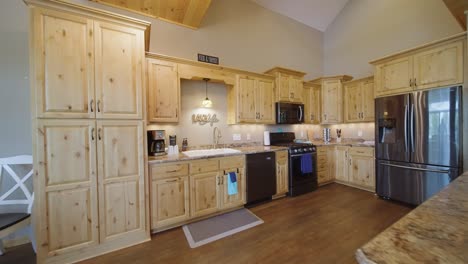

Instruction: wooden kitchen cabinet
[264,67,306,103]
[94,21,144,120]
[150,163,190,229]
[28,1,150,263]
[96,120,146,242]
[372,34,465,97]
[190,171,220,218]
[334,146,349,183]
[147,59,180,122]
[274,150,289,197]
[317,146,334,185]
[313,75,353,124]
[219,156,246,209]
[230,74,275,124]
[332,146,375,192]
[344,77,374,123]
[348,147,375,191]
[303,81,321,124]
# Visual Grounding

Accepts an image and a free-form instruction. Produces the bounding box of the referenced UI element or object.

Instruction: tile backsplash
[147,79,375,147]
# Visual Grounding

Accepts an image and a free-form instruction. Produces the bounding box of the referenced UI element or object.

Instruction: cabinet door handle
[91,128,95,141]
[409,78,412,87]
[176,108,178,118]
[357,151,365,154]
[413,78,416,87]
[97,100,101,112]
[90,99,94,113]
[166,178,178,183]
[349,159,352,166]
[345,151,347,158]
[98,128,102,140]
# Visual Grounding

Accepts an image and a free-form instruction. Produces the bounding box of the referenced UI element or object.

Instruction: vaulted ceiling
[90,0,212,29]
[442,0,467,30]
[252,0,349,32]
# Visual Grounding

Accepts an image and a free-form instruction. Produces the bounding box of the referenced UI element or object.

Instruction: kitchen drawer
[349,147,374,157]
[317,160,328,172]
[151,163,189,180]
[317,147,327,155]
[275,150,288,160]
[317,155,327,165]
[220,155,245,170]
[190,159,219,174]
[318,170,327,184]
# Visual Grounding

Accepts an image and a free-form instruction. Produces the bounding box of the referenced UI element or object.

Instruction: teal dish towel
[227,172,238,195]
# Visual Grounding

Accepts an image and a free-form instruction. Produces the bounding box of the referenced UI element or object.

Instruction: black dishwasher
[246,152,276,205]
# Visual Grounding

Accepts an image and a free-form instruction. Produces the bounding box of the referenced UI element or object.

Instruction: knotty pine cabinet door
[32,9,95,119]
[151,176,190,229]
[96,120,147,243]
[413,41,464,90]
[321,79,343,124]
[237,75,257,122]
[344,81,361,122]
[256,78,275,124]
[348,151,375,190]
[147,59,180,122]
[277,73,291,102]
[303,85,321,124]
[334,146,349,182]
[190,171,220,218]
[375,56,413,97]
[361,79,375,122]
[35,119,99,259]
[220,167,245,210]
[289,77,304,103]
[275,150,289,195]
[94,21,144,119]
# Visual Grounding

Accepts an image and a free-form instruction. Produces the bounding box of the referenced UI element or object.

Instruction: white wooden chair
[0,155,36,255]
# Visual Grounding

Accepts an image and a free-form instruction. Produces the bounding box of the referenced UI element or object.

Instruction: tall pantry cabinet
[26,1,151,263]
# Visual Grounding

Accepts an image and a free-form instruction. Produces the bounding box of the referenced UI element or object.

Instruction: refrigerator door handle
[380,163,450,174]
[404,104,408,152]
[410,103,415,153]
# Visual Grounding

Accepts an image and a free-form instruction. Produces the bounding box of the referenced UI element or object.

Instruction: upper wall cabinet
[147,58,180,122]
[371,33,465,97]
[303,81,321,124]
[312,75,353,124]
[228,74,275,124]
[344,76,374,123]
[31,4,147,120]
[264,67,306,103]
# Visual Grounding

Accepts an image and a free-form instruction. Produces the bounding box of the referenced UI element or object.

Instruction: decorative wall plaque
[192,113,219,126]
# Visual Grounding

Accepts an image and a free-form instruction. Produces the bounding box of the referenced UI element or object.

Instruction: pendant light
[202,78,212,108]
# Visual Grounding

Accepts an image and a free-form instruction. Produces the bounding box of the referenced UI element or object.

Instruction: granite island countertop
[356,171,468,264]
[148,145,288,164]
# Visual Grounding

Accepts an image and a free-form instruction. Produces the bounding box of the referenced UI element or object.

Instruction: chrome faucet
[213,127,222,149]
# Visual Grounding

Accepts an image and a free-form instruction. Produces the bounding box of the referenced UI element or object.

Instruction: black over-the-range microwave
[275,102,305,124]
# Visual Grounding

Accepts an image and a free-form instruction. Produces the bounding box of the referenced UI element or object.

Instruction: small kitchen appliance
[147,130,166,156]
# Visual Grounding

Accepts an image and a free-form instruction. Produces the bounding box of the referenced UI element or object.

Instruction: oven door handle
[290,153,315,157]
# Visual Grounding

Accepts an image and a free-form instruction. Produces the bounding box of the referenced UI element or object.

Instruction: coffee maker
[147,130,166,156]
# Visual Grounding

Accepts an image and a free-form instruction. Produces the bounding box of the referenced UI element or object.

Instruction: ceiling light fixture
[202,78,212,108]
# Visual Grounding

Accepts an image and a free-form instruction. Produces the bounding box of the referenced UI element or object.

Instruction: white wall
[0,0,30,157]
[73,0,324,80]
[324,0,463,79]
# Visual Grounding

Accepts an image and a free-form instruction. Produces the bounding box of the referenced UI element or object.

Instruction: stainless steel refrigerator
[375,86,462,205]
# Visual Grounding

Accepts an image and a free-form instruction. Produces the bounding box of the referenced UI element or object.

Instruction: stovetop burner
[269,132,316,154]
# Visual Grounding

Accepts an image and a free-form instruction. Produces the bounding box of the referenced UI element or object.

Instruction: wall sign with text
[197,53,219,65]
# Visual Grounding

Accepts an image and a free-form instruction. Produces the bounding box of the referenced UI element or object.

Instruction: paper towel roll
[263,131,270,146]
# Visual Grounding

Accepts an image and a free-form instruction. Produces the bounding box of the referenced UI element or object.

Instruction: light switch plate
[246,133,251,140]
[233,134,241,141]
[357,130,363,137]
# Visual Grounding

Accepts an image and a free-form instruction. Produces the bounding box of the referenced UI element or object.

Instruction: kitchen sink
[183,148,241,157]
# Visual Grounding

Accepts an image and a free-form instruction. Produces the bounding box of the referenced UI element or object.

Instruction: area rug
[182,208,263,248]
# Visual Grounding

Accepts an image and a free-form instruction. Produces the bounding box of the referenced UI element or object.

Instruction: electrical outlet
[357,130,363,137]
[246,133,251,140]
[300,131,304,138]
[233,134,241,141]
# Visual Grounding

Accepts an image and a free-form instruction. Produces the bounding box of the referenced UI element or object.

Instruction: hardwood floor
[1,183,412,264]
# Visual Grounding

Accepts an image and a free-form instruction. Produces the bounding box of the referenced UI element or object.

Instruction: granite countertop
[309,139,375,148]
[356,171,468,264]
[148,145,288,164]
